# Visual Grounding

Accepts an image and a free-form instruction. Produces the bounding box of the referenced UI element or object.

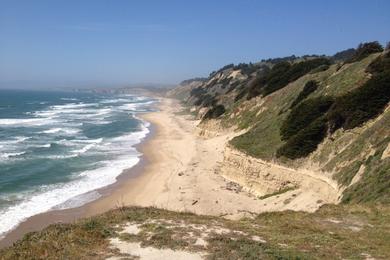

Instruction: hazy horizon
[1,0,389,89]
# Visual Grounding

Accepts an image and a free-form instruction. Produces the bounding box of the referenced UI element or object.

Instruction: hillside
[168,41,390,205]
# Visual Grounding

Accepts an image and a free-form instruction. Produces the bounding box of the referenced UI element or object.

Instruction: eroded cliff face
[220,145,340,206]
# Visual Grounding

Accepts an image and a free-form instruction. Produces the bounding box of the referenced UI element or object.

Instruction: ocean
[0,89,155,237]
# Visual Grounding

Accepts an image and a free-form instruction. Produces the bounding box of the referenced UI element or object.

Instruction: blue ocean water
[0,89,155,237]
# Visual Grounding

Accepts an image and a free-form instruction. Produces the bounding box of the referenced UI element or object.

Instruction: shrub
[276,117,328,159]
[200,94,216,107]
[203,105,225,119]
[262,58,331,96]
[366,51,390,75]
[346,41,383,63]
[280,97,333,140]
[327,71,390,132]
[290,80,319,108]
[190,87,206,98]
[310,64,330,74]
[332,48,356,61]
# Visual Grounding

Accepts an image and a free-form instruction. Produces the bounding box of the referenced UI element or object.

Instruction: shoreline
[0,100,159,248]
[0,97,338,249]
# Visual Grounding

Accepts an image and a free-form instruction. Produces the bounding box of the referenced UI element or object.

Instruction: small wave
[61,98,78,101]
[0,118,55,127]
[0,152,26,159]
[51,103,97,110]
[42,128,62,134]
[71,143,96,154]
[33,143,51,148]
[0,153,141,238]
[0,136,30,145]
[41,127,80,135]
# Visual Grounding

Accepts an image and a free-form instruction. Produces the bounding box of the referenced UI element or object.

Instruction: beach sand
[85,98,270,218]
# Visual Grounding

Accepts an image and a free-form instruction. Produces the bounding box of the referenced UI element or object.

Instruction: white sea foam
[41,127,80,135]
[0,122,150,238]
[0,95,155,238]
[51,103,97,110]
[0,118,56,127]
[42,127,62,134]
[61,98,78,101]
[0,136,30,145]
[0,151,26,159]
[34,143,51,148]
[71,140,102,154]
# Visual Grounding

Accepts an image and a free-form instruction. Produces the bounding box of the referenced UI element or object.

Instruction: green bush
[332,48,356,61]
[203,105,226,119]
[200,94,216,107]
[327,71,390,132]
[290,80,319,108]
[366,51,390,75]
[262,58,331,96]
[276,117,328,159]
[280,97,333,140]
[346,41,383,63]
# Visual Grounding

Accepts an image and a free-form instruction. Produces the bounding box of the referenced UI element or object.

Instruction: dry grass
[1,204,389,259]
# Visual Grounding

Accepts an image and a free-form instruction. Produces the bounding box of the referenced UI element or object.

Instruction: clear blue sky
[0,0,389,88]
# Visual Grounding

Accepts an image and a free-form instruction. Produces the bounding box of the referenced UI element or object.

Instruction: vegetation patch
[345,41,383,63]
[342,139,390,204]
[277,117,328,159]
[203,105,226,120]
[2,205,390,259]
[281,97,333,140]
[290,80,319,108]
[327,71,390,132]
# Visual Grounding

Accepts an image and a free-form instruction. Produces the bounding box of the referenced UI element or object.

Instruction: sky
[0,0,389,88]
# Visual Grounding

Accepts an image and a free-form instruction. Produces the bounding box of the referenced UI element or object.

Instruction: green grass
[1,205,390,259]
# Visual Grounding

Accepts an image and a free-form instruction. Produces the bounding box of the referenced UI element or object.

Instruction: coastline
[0,99,159,248]
[0,97,340,249]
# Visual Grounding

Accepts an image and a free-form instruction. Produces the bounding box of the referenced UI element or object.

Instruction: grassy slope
[229,54,378,160]
[1,205,389,260]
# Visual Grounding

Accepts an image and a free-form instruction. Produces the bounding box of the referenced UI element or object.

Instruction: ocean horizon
[0,89,155,237]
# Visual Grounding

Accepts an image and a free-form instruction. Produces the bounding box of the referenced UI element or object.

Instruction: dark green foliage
[234,88,247,102]
[246,58,331,100]
[190,87,206,98]
[180,78,207,85]
[366,51,390,75]
[327,71,390,132]
[210,64,234,77]
[280,97,333,140]
[226,80,241,94]
[262,58,331,96]
[233,63,259,75]
[309,64,330,74]
[199,94,216,107]
[203,105,225,119]
[290,80,319,108]
[219,76,232,88]
[277,117,328,159]
[261,55,297,64]
[346,41,383,63]
[246,61,291,100]
[332,48,356,61]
